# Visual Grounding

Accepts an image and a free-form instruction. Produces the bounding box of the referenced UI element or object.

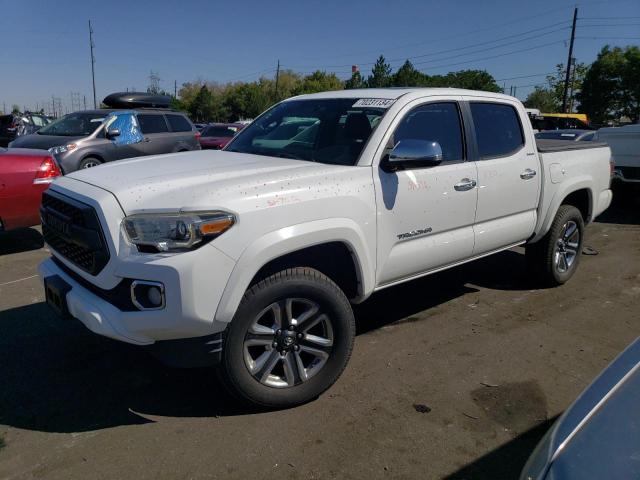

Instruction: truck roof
[291,88,517,102]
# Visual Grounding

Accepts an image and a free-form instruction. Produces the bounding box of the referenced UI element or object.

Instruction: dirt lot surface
[0,191,638,480]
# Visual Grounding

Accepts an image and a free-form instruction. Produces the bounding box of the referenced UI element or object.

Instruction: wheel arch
[214,219,376,323]
[531,179,594,244]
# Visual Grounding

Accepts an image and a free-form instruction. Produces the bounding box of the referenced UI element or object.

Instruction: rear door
[136,113,172,155]
[465,99,540,254]
[165,113,197,150]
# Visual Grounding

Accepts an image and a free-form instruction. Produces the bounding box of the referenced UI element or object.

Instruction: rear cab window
[165,114,193,132]
[137,114,169,134]
[470,103,524,159]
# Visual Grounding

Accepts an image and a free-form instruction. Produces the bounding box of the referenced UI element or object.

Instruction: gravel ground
[0,189,638,480]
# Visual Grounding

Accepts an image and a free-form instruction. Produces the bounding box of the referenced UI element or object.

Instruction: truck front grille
[41,190,110,275]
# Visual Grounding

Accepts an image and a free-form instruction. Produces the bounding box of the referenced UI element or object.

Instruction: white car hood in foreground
[66,150,336,214]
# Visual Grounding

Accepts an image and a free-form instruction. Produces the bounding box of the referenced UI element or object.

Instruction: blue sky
[1,0,638,113]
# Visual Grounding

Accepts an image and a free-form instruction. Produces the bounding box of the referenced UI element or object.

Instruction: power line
[283,21,571,70]
[575,36,640,39]
[410,39,566,69]
[296,4,575,62]
[495,72,556,81]
[579,16,640,19]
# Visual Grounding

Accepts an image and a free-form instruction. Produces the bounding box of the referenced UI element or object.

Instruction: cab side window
[470,103,524,159]
[393,102,464,162]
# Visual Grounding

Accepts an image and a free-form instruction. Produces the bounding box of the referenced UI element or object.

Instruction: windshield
[38,112,106,136]
[225,98,390,165]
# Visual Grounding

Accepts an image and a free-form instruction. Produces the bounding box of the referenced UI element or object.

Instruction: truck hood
[65,149,343,214]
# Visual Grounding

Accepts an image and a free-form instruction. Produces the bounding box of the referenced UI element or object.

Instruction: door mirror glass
[386,139,443,170]
[106,128,121,139]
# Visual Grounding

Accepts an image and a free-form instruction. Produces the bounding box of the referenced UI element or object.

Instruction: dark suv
[0,112,51,147]
[9,109,200,173]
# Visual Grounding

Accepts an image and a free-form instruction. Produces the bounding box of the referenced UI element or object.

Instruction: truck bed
[536,138,608,153]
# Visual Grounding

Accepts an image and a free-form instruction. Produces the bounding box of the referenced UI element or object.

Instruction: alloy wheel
[243,298,334,388]
[554,220,580,273]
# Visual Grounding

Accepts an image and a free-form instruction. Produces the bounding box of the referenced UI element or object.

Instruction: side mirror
[384,139,443,171]
[106,128,121,139]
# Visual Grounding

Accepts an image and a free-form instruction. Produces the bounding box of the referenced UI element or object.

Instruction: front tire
[220,268,355,409]
[78,157,102,169]
[526,205,584,286]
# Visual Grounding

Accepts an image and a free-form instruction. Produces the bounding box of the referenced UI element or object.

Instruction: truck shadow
[0,227,44,255]
[0,249,534,434]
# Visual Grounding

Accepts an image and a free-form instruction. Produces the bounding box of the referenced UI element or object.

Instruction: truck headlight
[123,211,235,252]
[48,143,77,155]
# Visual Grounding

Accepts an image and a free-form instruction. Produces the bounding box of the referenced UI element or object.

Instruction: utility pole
[562,7,578,113]
[83,95,87,110]
[568,57,577,113]
[513,86,517,98]
[174,80,177,98]
[51,95,55,117]
[89,20,97,108]
[274,59,280,99]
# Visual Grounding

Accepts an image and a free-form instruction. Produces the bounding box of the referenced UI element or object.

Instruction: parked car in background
[9,107,200,174]
[199,123,244,149]
[38,88,612,408]
[194,123,207,132]
[595,124,640,184]
[521,336,640,480]
[0,112,51,147]
[0,147,61,232]
[535,129,596,142]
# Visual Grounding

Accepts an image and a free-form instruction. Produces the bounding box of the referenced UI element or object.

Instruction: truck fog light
[131,280,165,310]
[147,286,163,306]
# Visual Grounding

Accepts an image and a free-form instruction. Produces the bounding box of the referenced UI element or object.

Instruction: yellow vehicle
[542,113,589,124]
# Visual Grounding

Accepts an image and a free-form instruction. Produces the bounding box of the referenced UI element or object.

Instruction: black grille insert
[41,190,110,275]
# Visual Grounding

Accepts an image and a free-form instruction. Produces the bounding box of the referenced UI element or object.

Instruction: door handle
[143,137,151,143]
[454,178,477,191]
[520,168,537,180]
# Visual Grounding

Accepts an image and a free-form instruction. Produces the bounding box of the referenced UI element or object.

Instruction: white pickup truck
[39,88,612,408]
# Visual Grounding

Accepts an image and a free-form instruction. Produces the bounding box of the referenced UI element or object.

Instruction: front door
[374,100,478,286]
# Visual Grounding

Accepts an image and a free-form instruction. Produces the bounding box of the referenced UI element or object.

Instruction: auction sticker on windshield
[352,98,395,108]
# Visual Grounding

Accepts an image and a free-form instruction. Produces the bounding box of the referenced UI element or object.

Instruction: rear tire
[78,157,102,169]
[219,267,355,409]
[526,205,584,286]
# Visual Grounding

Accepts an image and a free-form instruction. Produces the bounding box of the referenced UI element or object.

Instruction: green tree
[392,60,426,87]
[367,55,392,88]
[188,85,215,122]
[524,87,558,112]
[579,45,640,123]
[11,104,20,114]
[293,71,343,95]
[345,70,364,89]
[444,70,501,92]
[544,62,588,112]
[224,82,273,120]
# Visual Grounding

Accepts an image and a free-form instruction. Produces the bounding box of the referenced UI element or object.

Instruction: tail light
[609,158,615,177]
[33,156,62,184]
[195,130,201,140]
